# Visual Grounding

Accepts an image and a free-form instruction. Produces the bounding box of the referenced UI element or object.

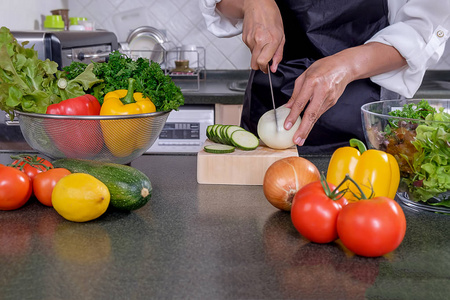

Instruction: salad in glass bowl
[361,99,450,212]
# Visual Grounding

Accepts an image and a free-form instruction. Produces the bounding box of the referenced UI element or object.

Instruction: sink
[228,80,248,92]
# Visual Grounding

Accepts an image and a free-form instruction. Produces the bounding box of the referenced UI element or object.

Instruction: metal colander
[15,110,171,164]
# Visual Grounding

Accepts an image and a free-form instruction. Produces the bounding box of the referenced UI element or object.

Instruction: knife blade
[267,65,279,131]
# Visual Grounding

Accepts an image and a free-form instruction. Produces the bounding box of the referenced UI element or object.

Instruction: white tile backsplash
[0,0,448,71]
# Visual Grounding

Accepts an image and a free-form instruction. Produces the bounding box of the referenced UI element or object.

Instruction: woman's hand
[283,54,353,146]
[241,0,285,73]
[284,43,406,146]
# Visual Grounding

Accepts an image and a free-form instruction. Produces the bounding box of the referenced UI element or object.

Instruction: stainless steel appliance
[1,30,119,151]
[11,30,119,68]
[146,105,214,153]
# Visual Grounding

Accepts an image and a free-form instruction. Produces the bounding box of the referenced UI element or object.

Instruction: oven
[146,105,214,153]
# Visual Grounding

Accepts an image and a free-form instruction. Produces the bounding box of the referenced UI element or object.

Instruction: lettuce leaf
[406,108,450,203]
[0,26,101,118]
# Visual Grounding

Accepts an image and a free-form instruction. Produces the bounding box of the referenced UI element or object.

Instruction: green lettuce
[0,26,102,118]
[406,108,450,203]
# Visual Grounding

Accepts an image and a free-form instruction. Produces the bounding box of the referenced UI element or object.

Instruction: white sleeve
[199,0,243,38]
[366,0,450,98]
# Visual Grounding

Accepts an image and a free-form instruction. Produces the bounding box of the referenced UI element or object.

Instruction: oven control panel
[158,122,200,140]
[146,105,214,153]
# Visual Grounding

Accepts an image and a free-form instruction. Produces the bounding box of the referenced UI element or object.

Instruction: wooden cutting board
[197,140,298,185]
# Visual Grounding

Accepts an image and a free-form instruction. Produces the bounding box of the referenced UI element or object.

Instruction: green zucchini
[204,143,235,154]
[206,124,214,140]
[53,158,152,211]
[230,130,259,150]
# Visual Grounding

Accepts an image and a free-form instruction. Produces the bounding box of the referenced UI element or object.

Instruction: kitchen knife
[267,65,279,131]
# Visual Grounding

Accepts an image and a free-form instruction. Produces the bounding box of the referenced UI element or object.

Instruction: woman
[200,0,450,153]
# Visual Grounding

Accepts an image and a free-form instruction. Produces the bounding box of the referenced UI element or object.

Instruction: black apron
[241,0,389,154]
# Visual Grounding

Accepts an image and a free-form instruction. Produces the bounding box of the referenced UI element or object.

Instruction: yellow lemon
[52,173,110,222]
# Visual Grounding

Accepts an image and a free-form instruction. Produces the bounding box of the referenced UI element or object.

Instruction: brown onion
[263,156,320,211]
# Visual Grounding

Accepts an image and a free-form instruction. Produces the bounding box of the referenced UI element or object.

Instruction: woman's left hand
[283,42,406,146]
[283,53,353,146]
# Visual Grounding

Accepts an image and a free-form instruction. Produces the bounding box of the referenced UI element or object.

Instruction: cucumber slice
[204,144,236,154]
[230,130,259,151]
[215,124,225,144]
[225,125,245,145]
[210,124,220,142]
[220,125,231,144]
[206,124,214,140]
[215,124,224,143]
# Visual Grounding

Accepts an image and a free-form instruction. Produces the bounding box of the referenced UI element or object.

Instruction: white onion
[257,105,301,149]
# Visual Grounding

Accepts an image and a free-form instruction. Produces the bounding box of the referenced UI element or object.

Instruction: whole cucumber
[53,158,151,211]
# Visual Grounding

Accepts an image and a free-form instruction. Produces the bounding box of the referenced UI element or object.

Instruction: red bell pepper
[45,94,104,158]
[46,94,101,115]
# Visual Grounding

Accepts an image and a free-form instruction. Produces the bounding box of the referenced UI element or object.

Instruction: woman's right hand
[241,0,285,73]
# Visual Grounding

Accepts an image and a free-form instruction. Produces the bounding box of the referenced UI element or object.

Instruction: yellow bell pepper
[326,139,400,202]
[100,78,157,157]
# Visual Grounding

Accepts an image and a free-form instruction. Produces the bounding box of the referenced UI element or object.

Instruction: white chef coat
[200,0,450,98]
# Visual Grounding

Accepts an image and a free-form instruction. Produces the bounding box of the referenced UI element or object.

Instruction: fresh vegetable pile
[0,26,184,160]
[0,26,184,118]
[262,140,407,257]
[0,155,152,222]
[382,100,450,205]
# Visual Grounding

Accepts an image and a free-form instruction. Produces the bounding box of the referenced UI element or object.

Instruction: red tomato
[291,180,348,244]
[337,197,406,257]
[0,166,32,210]
[11,155,53,182]
[33,168,71,207]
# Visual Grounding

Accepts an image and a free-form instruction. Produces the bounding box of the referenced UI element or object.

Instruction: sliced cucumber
[206,124,214,140]
[220,125,230,144]
[205,123,259,151]
[209,124,220,142]
[214,124,224,143]
[215,124,225,144]
[204,144,236,154]
[230,130,259,151]
[225,125,244,145]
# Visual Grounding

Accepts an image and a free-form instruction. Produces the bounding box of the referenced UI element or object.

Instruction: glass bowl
[361,99,450,213]
[15,110,171,165]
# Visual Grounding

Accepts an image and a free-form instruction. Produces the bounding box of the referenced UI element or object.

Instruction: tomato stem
[342,174,369,200]
[9,154,53,171]
[319,173,347,201]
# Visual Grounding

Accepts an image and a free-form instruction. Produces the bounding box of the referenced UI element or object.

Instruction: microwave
[11,30,118,68]
[146,105,214,153]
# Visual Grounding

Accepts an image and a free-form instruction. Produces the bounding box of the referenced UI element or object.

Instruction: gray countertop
[181,70,249,105]
[414,70,450,99]
[0,152,449,300]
